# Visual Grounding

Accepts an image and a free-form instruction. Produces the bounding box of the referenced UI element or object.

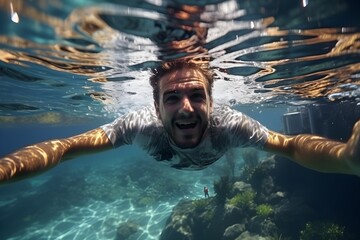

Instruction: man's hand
[344,120,360,174]
[0,128,112,183]
[0,140,70,182]
[264,120,360,176]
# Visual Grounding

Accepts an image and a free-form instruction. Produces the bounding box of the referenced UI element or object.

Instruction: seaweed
[213,175,232,205]
[255,204,274,218]
[228,190,256,209]
[300,221,345,240]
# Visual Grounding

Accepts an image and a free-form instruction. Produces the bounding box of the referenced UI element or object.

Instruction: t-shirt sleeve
[214,107,269,149]
[100,107,156,148]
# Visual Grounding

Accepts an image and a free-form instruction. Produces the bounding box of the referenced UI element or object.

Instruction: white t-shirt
[101,106,269,170]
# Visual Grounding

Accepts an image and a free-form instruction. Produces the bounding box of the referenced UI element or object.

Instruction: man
[0,61,359,183]
[204,186,209,198]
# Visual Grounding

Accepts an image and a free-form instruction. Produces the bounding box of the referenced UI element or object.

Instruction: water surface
[0,0,360,239]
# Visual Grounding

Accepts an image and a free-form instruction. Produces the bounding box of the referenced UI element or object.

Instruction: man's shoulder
[128,105,156,115]
[213,105,234,113]
[106,106,161,129]
[101,106,164,147]
[119,106,158,120]
[211,105,242,121]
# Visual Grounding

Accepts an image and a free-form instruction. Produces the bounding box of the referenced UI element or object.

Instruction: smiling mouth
[176,121,197,129]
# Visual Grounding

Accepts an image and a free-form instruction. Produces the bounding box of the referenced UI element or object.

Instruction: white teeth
[178,122,195,125]
[177,120,196,125]
[175,120,197,129]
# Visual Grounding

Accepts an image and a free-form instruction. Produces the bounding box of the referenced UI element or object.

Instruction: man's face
[155,67,213,148]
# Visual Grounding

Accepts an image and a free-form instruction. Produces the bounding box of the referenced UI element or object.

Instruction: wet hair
[149,61,214,104]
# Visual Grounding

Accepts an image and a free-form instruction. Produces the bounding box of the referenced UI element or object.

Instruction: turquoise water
[0,0,360,239]
[0,106,283,239]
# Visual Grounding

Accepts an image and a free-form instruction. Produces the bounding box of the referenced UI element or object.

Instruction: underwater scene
[1,0,360,239]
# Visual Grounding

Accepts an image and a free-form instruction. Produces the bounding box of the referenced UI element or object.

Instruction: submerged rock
[160,200,195,240]
[231,181,252,195]
[223,203,247,225]
[223,223,245,240]
[160,198,228,240]
[115,221,139,240]
[247,216,277,237]
[235,231,268,240]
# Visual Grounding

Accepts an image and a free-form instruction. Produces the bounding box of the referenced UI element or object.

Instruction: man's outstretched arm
[0,128,112,183]
[264,120,360,176]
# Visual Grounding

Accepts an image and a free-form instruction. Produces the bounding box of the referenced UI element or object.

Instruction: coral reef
[299,221,344,240]
[160,150,360,240]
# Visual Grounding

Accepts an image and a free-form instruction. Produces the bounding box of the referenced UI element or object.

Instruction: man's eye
[165,95,179,103]
[191,93,205,101]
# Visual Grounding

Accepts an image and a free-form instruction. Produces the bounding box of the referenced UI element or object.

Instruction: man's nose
[180,97,194,113]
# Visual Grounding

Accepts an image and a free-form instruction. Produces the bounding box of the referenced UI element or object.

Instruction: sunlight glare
[302,0,309,7]
[10,2,19,23]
